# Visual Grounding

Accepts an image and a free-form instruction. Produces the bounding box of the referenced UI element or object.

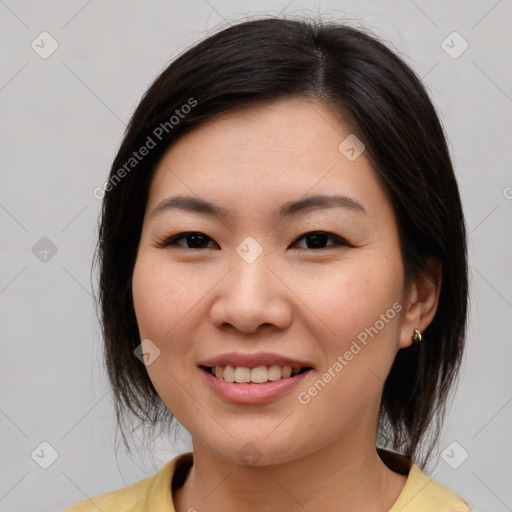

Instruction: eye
[292,231,350,250]
[156,230,350,251]
[156,231,218,249]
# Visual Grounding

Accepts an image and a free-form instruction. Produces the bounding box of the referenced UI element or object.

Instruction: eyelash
[155,231,352,251]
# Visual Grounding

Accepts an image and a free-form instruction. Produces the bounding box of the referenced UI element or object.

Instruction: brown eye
[293,231,349,250]
[157,232,217,249]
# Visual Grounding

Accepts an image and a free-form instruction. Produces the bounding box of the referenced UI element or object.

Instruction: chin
[195,431,314,468]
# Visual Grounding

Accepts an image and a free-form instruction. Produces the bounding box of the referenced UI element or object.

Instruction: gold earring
[412,329,422,343]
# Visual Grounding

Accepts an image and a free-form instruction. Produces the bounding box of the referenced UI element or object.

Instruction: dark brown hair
[94,16,468,467]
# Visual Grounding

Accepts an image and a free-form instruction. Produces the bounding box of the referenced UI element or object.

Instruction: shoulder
[60,452,192,512]
[391,462,472,512]
[61,475,154,512]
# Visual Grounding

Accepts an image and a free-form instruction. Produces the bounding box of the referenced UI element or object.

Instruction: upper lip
[198,352,315,369]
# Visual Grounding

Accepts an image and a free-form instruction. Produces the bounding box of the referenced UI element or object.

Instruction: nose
[208,252,293,334]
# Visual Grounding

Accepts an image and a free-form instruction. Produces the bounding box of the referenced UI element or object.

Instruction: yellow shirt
[62,450,472,511]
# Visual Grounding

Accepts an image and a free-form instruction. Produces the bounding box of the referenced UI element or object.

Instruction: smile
[201,364,312,384]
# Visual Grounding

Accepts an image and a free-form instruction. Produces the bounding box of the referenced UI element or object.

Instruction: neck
[173,435,408,512]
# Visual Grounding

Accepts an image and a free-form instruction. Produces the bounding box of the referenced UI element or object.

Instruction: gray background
[0,1,511,511]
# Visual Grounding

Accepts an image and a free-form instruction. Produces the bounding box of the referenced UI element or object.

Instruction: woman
[64,16,471,512]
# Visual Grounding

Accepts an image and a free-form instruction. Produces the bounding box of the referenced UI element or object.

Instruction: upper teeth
[212,365,304,383]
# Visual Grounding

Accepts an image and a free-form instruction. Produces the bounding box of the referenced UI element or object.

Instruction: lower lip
[200,367,312,404]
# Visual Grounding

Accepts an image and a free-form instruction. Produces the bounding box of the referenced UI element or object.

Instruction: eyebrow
[149,193,367,219]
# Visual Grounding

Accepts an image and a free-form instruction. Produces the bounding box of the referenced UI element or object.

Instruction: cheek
[295,251,404,410]
[132,254,211,341]
[292,261,403,432]
[296,253,404,347]
[131,254,211,414]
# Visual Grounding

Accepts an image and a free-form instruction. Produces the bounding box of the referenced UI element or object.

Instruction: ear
[398,257,442,349]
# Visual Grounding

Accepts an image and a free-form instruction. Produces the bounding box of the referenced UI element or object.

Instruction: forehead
[147,98,393,221]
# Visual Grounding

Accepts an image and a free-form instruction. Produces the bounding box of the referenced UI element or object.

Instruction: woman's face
[132,98,416,464]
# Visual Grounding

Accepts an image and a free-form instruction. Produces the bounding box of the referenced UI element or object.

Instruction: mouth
[200,364,314,384]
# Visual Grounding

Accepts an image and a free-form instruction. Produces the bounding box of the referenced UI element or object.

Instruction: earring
[412,329,422,343]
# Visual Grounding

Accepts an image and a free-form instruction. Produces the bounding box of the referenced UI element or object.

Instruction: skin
[131,97,441,512]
